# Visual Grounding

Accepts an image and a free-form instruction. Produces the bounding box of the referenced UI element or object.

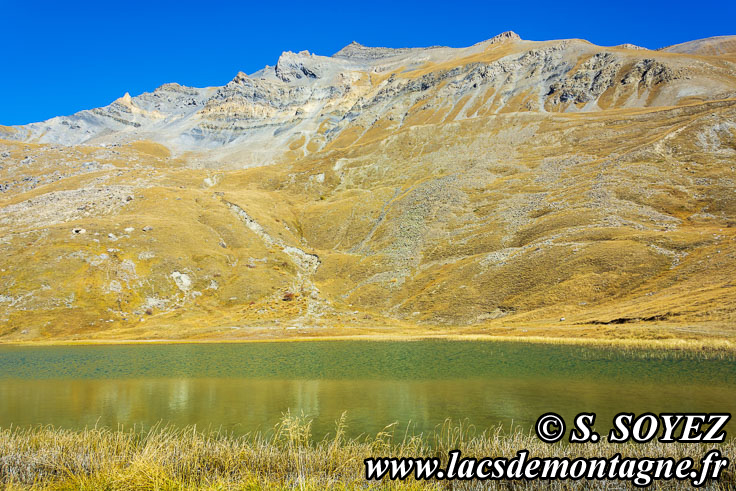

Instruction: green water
[0,341,734,439]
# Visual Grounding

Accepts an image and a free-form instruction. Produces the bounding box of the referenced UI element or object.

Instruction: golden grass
[1,415,733,490]
[126,140,171,159]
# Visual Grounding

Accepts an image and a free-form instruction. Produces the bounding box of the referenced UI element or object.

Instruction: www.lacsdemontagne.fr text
[365,412,731,487]
[365,449,728,487]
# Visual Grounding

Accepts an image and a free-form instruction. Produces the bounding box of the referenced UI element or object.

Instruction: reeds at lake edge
[1,414,734,490]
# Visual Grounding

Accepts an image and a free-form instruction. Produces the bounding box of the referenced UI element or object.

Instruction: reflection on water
[0,341,734,438]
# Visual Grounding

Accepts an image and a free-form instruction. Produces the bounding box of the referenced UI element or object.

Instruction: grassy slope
[1,44,736,345]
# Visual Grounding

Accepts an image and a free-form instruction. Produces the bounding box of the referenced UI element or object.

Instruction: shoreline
[2,331,735,354]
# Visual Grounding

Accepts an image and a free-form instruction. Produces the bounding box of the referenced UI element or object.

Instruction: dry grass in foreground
[1,414,734,490]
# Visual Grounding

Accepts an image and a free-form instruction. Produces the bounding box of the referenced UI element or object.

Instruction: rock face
[2,32,736,340]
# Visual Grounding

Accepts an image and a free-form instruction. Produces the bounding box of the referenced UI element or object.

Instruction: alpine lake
[1,341,734,439]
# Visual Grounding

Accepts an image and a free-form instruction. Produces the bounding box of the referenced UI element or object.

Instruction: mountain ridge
[5,32,735,169]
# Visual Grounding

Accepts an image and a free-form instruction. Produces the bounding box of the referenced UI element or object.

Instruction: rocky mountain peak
[113,92,134,108]
[232,71,249,84]
[275,50,323,82]
[487,31,521,44]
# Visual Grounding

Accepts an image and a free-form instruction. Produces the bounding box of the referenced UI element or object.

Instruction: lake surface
[1,341,734,439]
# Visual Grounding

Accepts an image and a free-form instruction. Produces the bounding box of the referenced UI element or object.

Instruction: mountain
[1,32,736,342]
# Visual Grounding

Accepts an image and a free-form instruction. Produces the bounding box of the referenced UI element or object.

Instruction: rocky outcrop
[621,59,681,87]
[546,53,621,104]
[332,41,424,60]
[275,51,324,82]
[485,30,521,44]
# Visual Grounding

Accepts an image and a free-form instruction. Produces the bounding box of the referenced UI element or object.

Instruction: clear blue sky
[2,0,734,125]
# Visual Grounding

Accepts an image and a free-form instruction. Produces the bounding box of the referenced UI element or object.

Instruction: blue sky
[2,0,734,125]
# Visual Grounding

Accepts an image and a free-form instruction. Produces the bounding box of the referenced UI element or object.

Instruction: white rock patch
[171,271,192,292]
